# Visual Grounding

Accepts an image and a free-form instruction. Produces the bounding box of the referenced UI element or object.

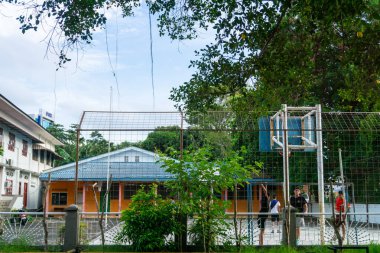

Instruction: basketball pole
[281,104,291,245]
[316,104,325,244]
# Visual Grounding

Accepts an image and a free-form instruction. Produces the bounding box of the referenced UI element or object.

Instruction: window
[22,140,28,156]
[135,156,139,162]
[8,133,15,151]
[124,156,129,162]
[157,184,170,198]
[0,128,3,147]
[5,179,13,195]
[32,149,38,161]
[46,152,51,166]
[40,150,45,163]
[51,155,55,167]
[110,183,119,200]
[228,184,247,200]
[124,184,138,199]
[52,192,68,205]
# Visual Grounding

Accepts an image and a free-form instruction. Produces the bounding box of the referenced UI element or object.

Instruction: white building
[0,95,62,210]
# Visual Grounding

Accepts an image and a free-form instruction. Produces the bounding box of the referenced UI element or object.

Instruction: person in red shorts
[335,191,346,241]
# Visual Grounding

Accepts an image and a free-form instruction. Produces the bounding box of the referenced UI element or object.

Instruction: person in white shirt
[270,194,281,233]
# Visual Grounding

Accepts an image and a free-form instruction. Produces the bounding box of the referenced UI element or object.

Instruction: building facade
[40,146,284,213]
[0,95,62,210]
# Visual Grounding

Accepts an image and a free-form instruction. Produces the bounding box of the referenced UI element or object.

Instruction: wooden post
[119,182,122,212]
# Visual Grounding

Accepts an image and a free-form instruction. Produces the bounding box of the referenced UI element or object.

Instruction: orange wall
[47,181,284,213]
[225,185,285,213]
[48,181,76,212]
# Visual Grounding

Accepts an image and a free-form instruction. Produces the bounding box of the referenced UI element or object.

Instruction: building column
[82,183,86,212]
[45,184,50,214]
[118,182,122,212]
[0,166,6,195]
[28,172,32,209]
[14,169,20,196]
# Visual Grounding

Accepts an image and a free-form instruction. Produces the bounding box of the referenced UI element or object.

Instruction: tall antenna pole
[106,86,112,223]
[148,11,155,110]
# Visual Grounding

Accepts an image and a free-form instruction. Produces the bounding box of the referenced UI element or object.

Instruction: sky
[0,3,213,128]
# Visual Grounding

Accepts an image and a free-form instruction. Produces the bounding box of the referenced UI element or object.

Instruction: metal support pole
[180,111,184,160]
[247,183,253,244]
[282,104,290,206]
[316,104,325,244]
[74,129,80,205]
[281,104,291,245]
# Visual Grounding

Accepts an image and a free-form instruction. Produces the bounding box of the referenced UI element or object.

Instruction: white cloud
[0,1,211,130]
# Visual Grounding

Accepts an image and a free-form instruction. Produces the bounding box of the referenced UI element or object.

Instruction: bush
[116,184,177,251]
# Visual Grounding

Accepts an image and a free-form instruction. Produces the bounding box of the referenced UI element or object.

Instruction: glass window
[32,149,38,161]
[46,152,51,166]
[40,150,45,163]
[110,183,119,200]
[124,156,129,162]
[228,184,247,200]
[52,192,68,205]
[135,156,139,162]
[5,179,13,195]
[124,184,138,199]
[8,133,15,152]
[157,184,170,198]
[22,140,28,157]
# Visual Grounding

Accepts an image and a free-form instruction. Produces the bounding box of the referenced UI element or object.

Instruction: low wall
[310,202,380,224]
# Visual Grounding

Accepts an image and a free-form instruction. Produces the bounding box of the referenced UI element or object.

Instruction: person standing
[335,190,346,242]
[270,194,281,233]
[290,187,308,244]
[258,184,269,246]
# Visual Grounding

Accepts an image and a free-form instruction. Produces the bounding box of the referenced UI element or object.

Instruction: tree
[4,0,378,111]
[46,123,79,166]
[163,0,380,112]
[160,147,260,252]
[140,126,206,155]
[46,123,115,166]
[82,131,115,159]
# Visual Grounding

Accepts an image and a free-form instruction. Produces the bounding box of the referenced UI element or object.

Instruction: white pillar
[316,104,325,244]
[0,166,5,195]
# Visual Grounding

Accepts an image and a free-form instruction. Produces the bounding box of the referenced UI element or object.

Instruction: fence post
[63,204,80,252]
[282,206,297,247]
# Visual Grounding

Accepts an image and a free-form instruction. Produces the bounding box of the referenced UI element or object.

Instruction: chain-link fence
[15,108,380,248]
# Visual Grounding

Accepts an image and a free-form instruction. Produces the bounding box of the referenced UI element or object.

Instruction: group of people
[257,184,283,245]
[257,184,348,245]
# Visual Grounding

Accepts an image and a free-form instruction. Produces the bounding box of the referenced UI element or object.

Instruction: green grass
[0,244,378,252]
[240,244,380,253]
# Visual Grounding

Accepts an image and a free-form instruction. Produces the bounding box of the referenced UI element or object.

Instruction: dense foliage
[116,184,177,251]
[3,0,378,112]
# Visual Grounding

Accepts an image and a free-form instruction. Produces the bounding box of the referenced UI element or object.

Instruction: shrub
[116,184,177,251]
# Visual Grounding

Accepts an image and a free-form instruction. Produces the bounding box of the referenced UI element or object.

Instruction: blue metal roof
[40,162,174,182]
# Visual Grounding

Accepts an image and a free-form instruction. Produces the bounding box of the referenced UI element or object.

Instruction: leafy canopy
[6,0,379,111]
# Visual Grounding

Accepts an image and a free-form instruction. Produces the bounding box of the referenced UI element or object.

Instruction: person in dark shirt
[290,187,308,243]
[258,184,269,245]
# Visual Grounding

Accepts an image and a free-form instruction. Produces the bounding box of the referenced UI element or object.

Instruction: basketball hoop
[279,151,292,157]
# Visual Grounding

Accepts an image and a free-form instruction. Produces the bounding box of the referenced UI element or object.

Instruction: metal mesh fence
[33,109,380,247]
[77,110,380,206]
[1,212,380,246]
